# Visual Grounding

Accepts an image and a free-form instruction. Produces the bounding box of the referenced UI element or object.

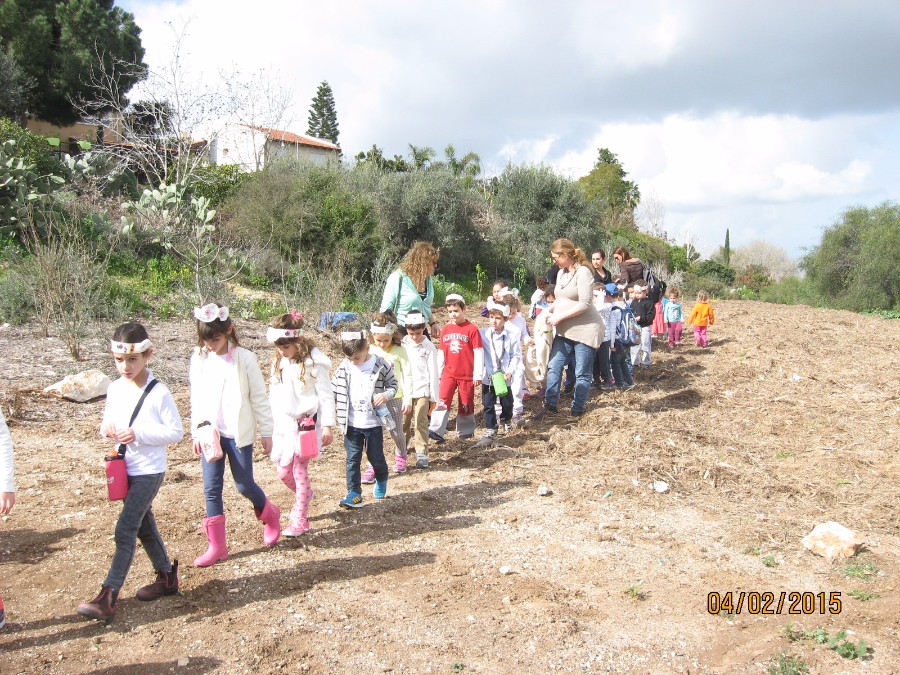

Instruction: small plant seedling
[783,624,872,660]
[762,555,777,568]
[768,652,809,675]
[843,561,878,581]
[743,545,761,556]
[453,663,465,673]
[847,589,880,601]
[775,450,792,459]
[623,585,646,601]
[834,478,851,486]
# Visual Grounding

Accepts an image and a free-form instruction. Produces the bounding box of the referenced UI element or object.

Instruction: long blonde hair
[551,238,589,269]
[269,311,315,383]
[400,241,440,290]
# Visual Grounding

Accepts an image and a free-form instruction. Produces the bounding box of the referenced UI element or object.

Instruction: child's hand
[504,372,512,382]
[522,336,533,346]
[260,436,273,455]
[402,403,412,415]
[0,491,15,515]
[115,427,136,444]
[100,421,117,439]
[321,427,334,447]
[192,439,203,458]
[372,393,388,408]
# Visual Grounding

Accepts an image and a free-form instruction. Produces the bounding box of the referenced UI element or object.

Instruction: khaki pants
[404,396,431,456]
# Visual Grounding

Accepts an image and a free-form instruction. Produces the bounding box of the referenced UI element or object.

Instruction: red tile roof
[253,126,340,150]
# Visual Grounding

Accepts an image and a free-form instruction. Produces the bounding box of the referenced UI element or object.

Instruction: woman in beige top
[538,239,604,418]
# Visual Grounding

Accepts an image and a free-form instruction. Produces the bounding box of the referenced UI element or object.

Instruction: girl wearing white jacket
[267,311,335,536]
[190,303,278,567]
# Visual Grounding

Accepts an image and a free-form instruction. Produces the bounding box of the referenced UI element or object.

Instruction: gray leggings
[104,472,170,590]
[385,398,408,458]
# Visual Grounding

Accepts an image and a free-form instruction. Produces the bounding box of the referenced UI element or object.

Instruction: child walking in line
[529,276,550,318]
[364,311,412,478]
[480,279,510,317]
[77,323,184,623]
[687,290,716,347]
[501,292,529,426]
[1,407,17,629]
[592,282,613,389]
[429,294,484,442]
[332,329,398,508]
[629,283,656,368]
[664,288,684,348]
[474,300,522,448]
[190,303,280,567]
[524,285,555,396]
[400,310,440,469]
[608,286,635,388]
[267,310,334,537]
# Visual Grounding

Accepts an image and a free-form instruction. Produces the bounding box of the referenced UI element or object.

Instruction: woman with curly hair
[380,242,441,335]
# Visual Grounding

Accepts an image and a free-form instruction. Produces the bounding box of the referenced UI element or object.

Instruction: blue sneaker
[374,479,387,500]
[339,492,363,509]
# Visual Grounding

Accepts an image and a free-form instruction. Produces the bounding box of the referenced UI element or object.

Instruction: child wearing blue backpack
[607,284,635,388]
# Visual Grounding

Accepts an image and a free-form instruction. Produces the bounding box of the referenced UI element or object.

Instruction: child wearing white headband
[362,311,412,478]
[189,302,279,566]
[266,310,335,536]
[78,322,184,623]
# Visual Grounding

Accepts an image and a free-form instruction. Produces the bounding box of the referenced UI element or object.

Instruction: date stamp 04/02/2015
[707,591,843,615]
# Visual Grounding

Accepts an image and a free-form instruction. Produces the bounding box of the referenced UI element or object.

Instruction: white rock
[651,481,670,493]
[499,565,513,575]
[44,370,110,402]
[536,484,552,496]
[802,521,863,559]
[177,657,190,667]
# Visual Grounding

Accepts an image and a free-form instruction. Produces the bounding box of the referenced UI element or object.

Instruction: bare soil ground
[1,300,898,674]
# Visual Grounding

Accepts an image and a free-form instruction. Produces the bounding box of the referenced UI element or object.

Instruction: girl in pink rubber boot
[266,311,334,536]
[190,303,279,566]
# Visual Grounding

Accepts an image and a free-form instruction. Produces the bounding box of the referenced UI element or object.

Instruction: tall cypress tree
[724,228,731,266]
[306,81,340,145]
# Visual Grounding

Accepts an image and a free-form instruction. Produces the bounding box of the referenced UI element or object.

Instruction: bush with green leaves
[802,201,899,311]
[694,259,736,285]
[0,139,65,238]
[188,162,246,208]
[0,117,64,177]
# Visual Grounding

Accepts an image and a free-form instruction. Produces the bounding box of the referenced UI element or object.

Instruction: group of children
[0,278,717,627]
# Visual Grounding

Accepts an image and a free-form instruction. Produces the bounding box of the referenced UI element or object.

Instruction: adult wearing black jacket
[591,249,613,285]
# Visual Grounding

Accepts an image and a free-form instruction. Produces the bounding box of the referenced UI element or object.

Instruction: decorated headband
[267,327,302,342]
[405,310,426,326]
[110,339,152,354]
[194,304,229,323]
[486,298,511,317]
[445,293,465,304]
[500,287,520,300]
[370,322,398,335]
[340,330,367,341]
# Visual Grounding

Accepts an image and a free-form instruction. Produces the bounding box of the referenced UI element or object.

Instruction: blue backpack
[613,305,641,346]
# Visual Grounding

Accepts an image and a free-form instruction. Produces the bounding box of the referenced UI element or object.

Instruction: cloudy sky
[118,0,900,258]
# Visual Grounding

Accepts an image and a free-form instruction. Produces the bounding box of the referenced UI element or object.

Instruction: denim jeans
[344,425,388,495]
[482,381,513,431]
[563,352,576,389]
[545,337,597,414]
[105,472,170,590]
[593,340,611,383]
[202,435,267,517]
[609,341,634,387]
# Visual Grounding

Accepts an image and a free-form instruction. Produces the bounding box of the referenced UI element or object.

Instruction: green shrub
[0,117,64,177]
[758,277,823,306]
[694,259,736,285]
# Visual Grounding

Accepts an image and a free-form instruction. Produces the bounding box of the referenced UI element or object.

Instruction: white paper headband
[405,311,426,325]
[267,327,302,342]
[110,339,152,354]
[194,304,229,323]
[445,293,465,304]
[500,287,520,299]
[340,331,367,341]
[486,298,510,317]
[370,322,397,335]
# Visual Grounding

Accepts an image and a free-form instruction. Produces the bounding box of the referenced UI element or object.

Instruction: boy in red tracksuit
[428,294,484,442]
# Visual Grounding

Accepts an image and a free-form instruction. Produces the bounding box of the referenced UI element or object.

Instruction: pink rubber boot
[256,499,281,547]
[194,515,228,567]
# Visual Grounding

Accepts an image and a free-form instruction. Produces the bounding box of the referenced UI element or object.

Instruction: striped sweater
[331,355,398,433]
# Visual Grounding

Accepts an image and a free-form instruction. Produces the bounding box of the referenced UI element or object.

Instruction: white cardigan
[269,347,336,434]
[190,346,274,447]
[0,408,14,493]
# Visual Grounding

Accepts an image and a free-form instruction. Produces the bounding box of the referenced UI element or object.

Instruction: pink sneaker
[282,519,310,537]
[361,464,376,484]
[394,455,407,473]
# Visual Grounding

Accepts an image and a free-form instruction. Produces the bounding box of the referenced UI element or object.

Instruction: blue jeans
[545,337,597,414]
[105,472,170,590]
[609,341,634,386]
[344,425,388,495]
[202,435,267,517]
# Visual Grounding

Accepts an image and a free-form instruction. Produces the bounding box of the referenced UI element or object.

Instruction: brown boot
[136,559,179,601]
[77,586,118,622]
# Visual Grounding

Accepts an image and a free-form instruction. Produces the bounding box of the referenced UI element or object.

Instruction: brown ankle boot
[77,586,119,622]
[136,559,179,601]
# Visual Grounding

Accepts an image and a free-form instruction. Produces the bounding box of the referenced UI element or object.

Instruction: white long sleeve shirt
[269,348,336,434]
[0,408,15,493]
[402,335,440,402]
[100,371,184,476]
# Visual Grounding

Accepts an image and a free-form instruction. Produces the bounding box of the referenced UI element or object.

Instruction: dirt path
[1,301,898,673]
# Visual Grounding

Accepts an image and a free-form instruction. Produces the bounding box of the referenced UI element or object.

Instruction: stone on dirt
[43,370,111,402]
[801,521,864,559]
